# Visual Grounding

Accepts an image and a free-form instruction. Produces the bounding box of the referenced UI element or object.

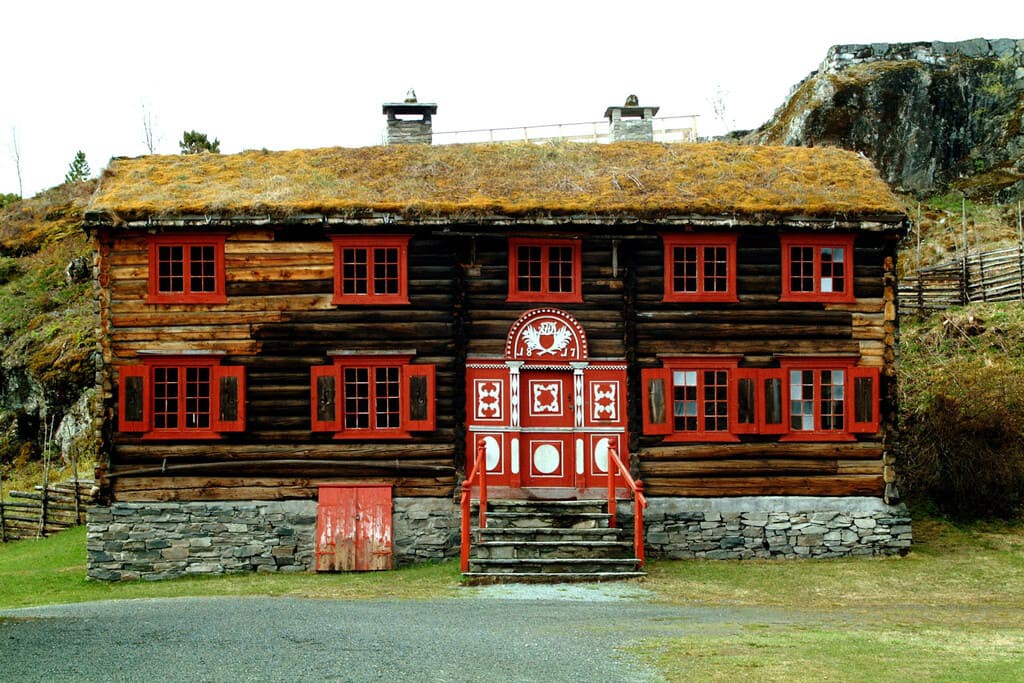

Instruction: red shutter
[402,364,436,432]
[212,365,246,432]
[311,365,341,432]
[641,367,672,436]
[758,368,789,435]
[732,368,759,434]
[118,364,150,432]
[850,366,881,434]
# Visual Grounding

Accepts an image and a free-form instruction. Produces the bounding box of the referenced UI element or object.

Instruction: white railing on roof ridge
[429,114,699,146]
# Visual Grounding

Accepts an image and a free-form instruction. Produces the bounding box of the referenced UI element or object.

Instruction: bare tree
[709,84,734,135]
[10,127,23,198]
[141,102,159,154]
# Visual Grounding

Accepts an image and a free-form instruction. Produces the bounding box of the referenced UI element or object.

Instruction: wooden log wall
[627,232,898,498]
[99,225,900,503]
[102,228,460,501]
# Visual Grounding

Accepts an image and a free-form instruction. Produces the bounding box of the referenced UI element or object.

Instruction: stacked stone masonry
[87,498,460,581]
[633,497,912,560]
[823,38,1024,81]
[87,496,910,580]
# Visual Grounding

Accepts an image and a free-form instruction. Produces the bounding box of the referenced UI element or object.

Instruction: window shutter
[733,368,759,434]
[850,366,881,434]
[212,365,246,432]
[402,364,436,432]
[641,367,672,435]
[118,365,150,432]
[310,365,341,432]
[758,369,788,435]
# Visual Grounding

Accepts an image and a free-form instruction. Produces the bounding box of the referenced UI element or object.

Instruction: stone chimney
[604,95,659,142]
[382,89,438,145]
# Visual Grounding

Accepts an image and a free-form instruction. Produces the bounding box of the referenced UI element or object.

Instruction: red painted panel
[316,485,393,572]
[519,434,574,487]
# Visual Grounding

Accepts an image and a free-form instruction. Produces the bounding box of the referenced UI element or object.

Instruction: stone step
[473,540,636,560]
[481,511,612,530]
[473,499,608,515]
[468,557,642,574]
[477,527,622,543]
[462,571,647,585]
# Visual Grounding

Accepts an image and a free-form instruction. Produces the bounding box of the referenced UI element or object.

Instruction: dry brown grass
[87,142,904,224]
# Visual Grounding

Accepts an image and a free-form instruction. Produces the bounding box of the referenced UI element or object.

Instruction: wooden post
[961,197,970,304]
[37,417,52,539]
[72,444,82,525]
[1,473,7,543]
[1017,200,1023,301]
[916,203,924,313]
[974,214,988,302]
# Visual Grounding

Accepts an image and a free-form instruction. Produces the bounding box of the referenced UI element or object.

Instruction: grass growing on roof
[88,142,904,224]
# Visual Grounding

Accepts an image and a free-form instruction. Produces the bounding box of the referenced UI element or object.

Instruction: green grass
[3,518,1024,680]
[638,517,1024,681]
[0,527,461,609]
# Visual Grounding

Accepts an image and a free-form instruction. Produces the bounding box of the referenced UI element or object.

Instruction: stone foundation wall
[87,497,460,581]
[626,496,912,560]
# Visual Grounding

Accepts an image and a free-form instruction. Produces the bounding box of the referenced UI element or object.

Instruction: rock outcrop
[750,38,1024,200]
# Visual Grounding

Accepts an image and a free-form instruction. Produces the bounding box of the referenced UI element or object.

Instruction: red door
[519,370,575,487]
[316,485,393,571]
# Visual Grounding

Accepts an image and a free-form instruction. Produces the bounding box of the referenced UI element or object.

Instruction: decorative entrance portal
[466,308,627,493]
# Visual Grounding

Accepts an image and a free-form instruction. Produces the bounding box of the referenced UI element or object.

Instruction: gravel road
[0,585,796,682]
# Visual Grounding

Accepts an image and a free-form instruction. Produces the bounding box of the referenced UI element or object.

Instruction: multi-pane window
[311,355,436,439]
[118,358,245,438]
[331,236,410,305]
[661,233,738,302]
[507,238,582,302]
[780,234,855,302]
[147,235,227,304]
[672,369,729,434]
[642,357,880,442]
[342,366,401,431]
[789,368,845,433]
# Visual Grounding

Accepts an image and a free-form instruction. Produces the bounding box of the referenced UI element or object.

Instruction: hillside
[0,182,98,488]
[750,38,1024,202]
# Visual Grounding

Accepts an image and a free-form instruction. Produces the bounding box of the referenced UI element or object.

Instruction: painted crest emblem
[522,322,573,357]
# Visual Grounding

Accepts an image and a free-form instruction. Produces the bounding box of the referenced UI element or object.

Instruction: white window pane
[673,371,686,385]
[833,370,844,384]
[833,248,844,263]
[802,414,814,430]
[791,383,803,400]
[821,277,833,293]
[685,371,697,385]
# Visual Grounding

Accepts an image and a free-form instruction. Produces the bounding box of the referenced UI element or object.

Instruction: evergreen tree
[179,130,221,154]
[64,151,91,183]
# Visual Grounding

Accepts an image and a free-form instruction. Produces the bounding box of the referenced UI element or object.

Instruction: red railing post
[607,447,617,528]
[460,481,471,572]
[477,438,488,529]
[634,482,646,567]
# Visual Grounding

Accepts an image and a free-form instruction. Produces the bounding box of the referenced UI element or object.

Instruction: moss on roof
[87,141,905,225]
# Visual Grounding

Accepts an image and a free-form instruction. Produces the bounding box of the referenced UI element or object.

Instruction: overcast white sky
[2,1,1021,197]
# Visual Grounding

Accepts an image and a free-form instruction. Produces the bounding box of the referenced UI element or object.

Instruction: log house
[84,100,910,580]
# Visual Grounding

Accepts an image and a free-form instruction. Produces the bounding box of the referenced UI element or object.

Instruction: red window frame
[507,238,583,303]
[661,233,738,302]
[330,235,411,305]
[146,234,227,304]
[117,356,245,439]
[642,357,741,443]
[641,356,881,442]
[779,234,856,303]
[310,354,436,440]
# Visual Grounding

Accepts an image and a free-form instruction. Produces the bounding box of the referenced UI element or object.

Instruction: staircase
[461,499,646,583]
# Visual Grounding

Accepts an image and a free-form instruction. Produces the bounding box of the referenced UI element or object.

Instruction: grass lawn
[2,517,1023,681]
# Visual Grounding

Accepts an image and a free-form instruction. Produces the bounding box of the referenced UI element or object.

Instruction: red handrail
[607,446,647,567]
[460,438,488,572]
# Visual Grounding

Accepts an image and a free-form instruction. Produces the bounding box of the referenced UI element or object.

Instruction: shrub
[900,307,1024,518]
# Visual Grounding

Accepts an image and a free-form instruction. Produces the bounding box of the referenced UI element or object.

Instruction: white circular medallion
[533,444,561,474]
[484,436,501,471]
[594,438,610,473]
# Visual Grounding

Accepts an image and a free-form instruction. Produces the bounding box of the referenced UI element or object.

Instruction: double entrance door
[466,362,627,490]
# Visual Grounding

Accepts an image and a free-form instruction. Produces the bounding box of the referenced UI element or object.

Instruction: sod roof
[86,141,906,227]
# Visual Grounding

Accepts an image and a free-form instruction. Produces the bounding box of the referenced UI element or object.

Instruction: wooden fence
[0,480,97,542]
[900,244,1024,315]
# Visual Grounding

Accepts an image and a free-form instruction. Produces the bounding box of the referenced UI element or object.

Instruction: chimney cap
[382,102,438,116]
[604,104,660,119]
